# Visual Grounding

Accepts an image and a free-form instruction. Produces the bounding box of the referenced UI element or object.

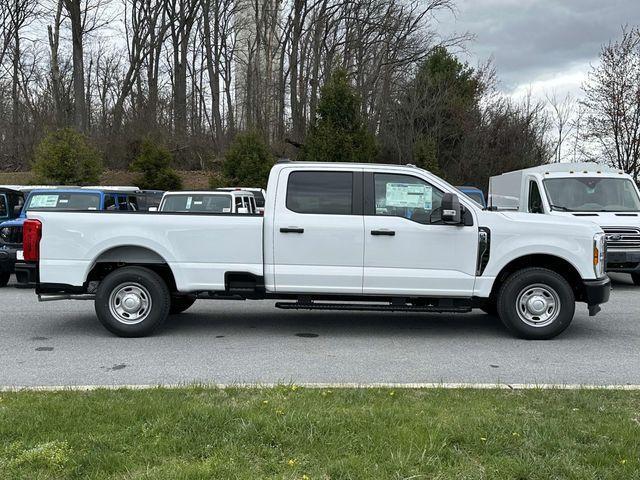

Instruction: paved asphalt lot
[0,274,638,388]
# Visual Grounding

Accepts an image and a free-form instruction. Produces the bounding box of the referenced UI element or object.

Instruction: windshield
[161,194,232,213]
[26,192,101,211]
[543,177,640,212]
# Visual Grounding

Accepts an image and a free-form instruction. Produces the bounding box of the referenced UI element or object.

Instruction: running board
[275,301,471,313]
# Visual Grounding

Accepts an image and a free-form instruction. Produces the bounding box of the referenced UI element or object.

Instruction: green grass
[0,387,638,479]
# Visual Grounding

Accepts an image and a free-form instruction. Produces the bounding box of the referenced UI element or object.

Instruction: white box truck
[489,162,640,284]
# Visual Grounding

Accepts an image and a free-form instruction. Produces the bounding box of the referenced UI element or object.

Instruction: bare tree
[546,91,575,163]
[582,26,640,180]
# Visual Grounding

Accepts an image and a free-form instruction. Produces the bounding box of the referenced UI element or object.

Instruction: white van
[489,162,640,284]
[217,187,266,214]
[158,191,256,214]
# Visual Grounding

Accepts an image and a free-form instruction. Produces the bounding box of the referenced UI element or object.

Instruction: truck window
[235,197,243,211]
[104,194,117,210]
[162,194,232,213]
[249,196,256,213]
[0,195,7,219]
[528,181,544,213]
[253,191,265,208]
[286,171,353,215]
[374,173,443,224]
[26,193,100,211]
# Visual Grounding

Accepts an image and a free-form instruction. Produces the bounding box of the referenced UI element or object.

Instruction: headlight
[593,232,606,278]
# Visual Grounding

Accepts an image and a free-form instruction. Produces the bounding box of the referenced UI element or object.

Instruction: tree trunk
[64,0,87,131]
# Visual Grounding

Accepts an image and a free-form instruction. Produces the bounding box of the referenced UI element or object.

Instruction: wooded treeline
[1,0,611,187]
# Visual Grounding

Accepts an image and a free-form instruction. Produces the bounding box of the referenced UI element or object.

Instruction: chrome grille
[0,225,22,245]
[603,227,640,249]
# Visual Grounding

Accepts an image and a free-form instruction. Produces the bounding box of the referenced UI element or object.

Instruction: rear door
[272,168,364,294]
[363,171,478,296]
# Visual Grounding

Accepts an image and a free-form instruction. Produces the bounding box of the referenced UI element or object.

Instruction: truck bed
[29,211,264,292]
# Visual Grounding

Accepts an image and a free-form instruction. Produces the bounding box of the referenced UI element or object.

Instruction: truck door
[272,169,364,294]
[363,172,478,296]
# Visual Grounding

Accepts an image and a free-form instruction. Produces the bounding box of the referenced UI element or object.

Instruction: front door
[272,169,364,294]
[363,172,478,296]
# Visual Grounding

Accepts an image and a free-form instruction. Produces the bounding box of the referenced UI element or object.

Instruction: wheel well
[86,246,177,292]
[490,254,586,302]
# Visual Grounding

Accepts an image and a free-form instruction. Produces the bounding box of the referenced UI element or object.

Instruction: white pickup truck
[19,162,610,340]
[490,162,640,285]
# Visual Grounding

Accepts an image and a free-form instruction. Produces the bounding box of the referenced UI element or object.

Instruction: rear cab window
[162,194,233,213]
[26,192,101,211]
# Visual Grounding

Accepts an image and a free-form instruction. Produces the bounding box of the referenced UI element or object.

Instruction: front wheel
[0,272,10,287]
[95,266,170,337]
[497,268,575,340]
[631,273,640,286]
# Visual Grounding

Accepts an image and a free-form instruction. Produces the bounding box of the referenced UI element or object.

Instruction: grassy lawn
[0,387,638,479]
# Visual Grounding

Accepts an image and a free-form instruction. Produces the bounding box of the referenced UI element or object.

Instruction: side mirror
[237,207,249,214]
[441,193,462,224]
[148,206,158,212]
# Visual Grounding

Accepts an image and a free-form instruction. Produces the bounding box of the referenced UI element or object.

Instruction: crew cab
[158,190,256,214]
[490,162,640,285]
[21,162,610,339]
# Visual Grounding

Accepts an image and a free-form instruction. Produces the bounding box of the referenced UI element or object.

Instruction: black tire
[95,266,170,337]
[0,272,10,287]
[170,296,196,314]
[631,273,640,286]
[497,267,575,340]
[479,299,497,316]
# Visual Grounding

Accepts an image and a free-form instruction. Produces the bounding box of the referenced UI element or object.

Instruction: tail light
[23,219,42,262]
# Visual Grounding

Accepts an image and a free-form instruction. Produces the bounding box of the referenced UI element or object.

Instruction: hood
[490,211,603,235]
[548,211,640,229]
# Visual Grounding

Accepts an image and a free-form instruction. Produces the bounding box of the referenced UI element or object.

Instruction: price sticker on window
[385,183,432,209]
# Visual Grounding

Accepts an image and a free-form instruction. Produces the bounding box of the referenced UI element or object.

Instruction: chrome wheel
[109,283,152,325]
[516,283,561,328]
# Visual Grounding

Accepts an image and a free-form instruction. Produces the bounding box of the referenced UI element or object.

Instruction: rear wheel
[170,296,196,314]
[95,266,170,337]
[0,272,10,287]
[497,267,575,340]
[631,273,640,286]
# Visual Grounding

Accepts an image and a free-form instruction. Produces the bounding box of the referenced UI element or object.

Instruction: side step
[275,301,471,313]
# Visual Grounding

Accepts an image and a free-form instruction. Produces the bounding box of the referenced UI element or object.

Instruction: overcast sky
[437,0,640,99]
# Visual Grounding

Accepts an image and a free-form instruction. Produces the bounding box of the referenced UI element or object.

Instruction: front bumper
[606,250,640,273]
[582,276,611,316]
[0,247,18,274]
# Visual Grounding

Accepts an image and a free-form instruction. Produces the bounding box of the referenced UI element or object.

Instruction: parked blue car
[456,186,486,208]
[0,188,156,287]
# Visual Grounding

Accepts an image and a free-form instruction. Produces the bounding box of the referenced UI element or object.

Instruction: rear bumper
[582,276,611,312]
[606,250,640,273]
[14,261,38,287]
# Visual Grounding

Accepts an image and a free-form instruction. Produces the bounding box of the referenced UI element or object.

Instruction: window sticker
[30,195,59,208]
[186,197,192,209]
[385,183,432,209]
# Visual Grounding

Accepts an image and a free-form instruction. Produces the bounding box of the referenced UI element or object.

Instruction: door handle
[280,227,304,234]
[371,229,395,236]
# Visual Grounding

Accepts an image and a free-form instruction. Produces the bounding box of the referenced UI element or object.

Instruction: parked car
[0,188,26,286]
[158,191,257,214]
[489,162,640,285]
[217,187,266,214]
[3,188,145,287]
[456,186,486,208]
[19,161,609,339]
